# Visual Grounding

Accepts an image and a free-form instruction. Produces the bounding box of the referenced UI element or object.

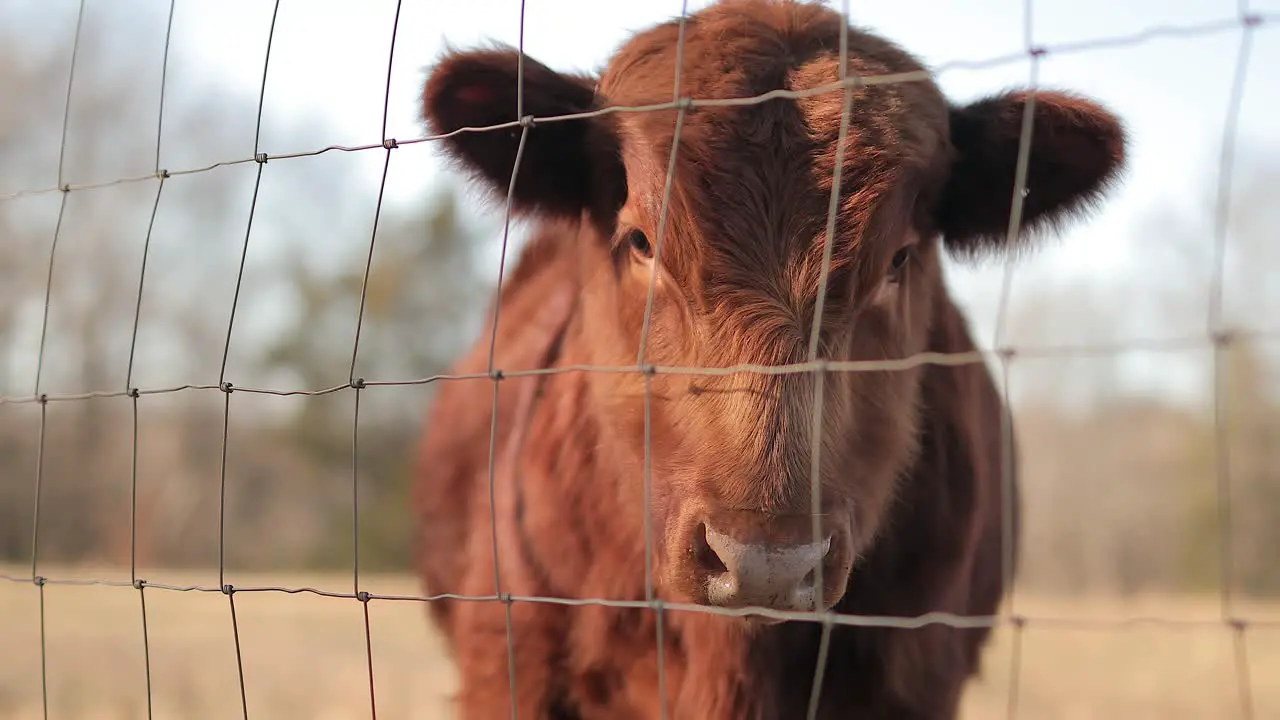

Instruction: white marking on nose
[702,526,831,610]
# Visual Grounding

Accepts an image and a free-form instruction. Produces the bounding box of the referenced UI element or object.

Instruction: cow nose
[697,523,832,612]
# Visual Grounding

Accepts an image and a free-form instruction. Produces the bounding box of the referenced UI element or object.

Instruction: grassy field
[1,564,1277,719]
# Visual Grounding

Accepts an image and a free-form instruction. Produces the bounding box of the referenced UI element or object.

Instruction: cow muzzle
[685,508,854,616]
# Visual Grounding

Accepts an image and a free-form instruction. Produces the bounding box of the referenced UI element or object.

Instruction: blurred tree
[256,186,496,571]
[1144,157,1280,597]
[995,151,1280,597]
[0,0,485,572]
[1181,335,1280,596]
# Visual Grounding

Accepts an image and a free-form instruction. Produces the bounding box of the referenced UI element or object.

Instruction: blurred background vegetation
[0,1,1277,604]
[0,4,500,578]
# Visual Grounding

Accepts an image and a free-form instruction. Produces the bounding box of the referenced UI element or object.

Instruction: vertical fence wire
[635,4,689,715]
[35,576,48,720]
[361,596,378,720]
[473,3,532,716]
[125,144,161,717]
[1206,8,1260,717]
[343,5,407,716]
[137,579,154,720]
[214,2,283,716]
[989,1,1044,713]
[802,2,853,717]
[26,3,86,719]
[482,123,529,720]
[227,590,250,720]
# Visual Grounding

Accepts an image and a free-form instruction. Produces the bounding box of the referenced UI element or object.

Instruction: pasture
[1,565,1276,719]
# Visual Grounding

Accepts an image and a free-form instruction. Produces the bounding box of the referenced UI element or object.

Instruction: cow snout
[687,510,853,614]
[699,525,829,611]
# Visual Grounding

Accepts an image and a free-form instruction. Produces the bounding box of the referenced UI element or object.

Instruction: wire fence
[0,0,1277,718]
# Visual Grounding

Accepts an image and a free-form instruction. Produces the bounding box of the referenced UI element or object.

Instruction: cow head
[421,0,1125,617]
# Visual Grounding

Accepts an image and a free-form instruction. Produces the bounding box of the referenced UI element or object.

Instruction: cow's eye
[890,246,912,272]
[627,229,653,259]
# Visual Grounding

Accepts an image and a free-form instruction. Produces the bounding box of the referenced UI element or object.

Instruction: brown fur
[412,1,1126,717]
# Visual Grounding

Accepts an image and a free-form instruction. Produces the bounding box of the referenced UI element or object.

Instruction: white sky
[7,0,1280,403]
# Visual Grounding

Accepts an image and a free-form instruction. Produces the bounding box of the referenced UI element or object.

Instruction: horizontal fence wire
[1,2,1273,719]
[7,332,1280,407]
[2,573,1278,631]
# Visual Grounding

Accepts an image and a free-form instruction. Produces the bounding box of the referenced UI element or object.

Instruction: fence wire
[0,2,1275,719]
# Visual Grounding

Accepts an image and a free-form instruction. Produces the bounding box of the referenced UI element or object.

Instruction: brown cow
[412,0,1126,717]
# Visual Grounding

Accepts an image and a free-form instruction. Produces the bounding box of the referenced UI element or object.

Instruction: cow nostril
[801,536,835,588]
[694,523,727,574]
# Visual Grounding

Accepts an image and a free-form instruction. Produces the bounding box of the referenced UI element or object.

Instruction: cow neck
[493,275,579,595]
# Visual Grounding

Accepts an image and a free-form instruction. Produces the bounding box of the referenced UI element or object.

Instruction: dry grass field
[1,564,1277,719]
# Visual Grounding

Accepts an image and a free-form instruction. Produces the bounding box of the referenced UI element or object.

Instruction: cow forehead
[595,1,949,125]
[618,106,832,251]
[599,13,952,233]
[612,77,949,288]
[614,87,938,214]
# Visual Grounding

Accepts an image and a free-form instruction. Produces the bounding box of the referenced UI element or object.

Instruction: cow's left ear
[935,90,1127,258]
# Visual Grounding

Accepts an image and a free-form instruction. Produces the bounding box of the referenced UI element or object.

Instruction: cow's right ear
[422,45,627,227]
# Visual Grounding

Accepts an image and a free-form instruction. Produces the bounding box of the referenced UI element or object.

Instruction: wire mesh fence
[0,0,1277,718]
